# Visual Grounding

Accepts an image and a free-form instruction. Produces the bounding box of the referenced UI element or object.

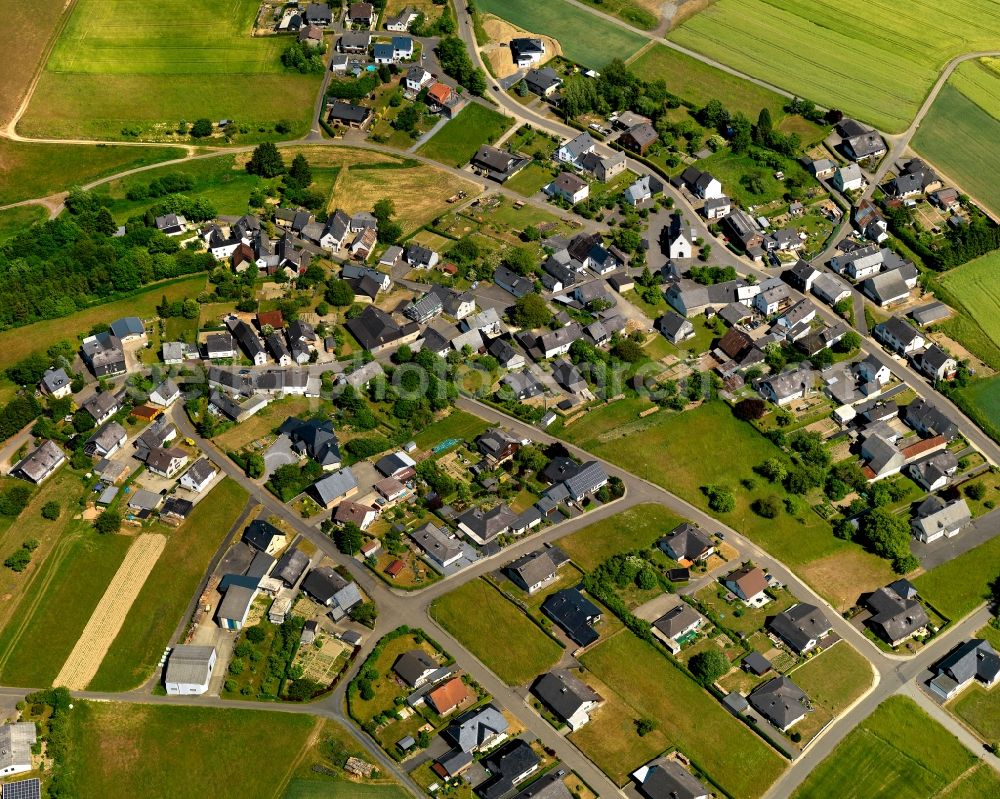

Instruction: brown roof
[131,404,160,421]
[258,310,285,329]
[718,327,754,359]
[385,559,405,577]
[901,435,946,460]
[427,676,471,714]
[728,565,768,598]
[427,82,453,105]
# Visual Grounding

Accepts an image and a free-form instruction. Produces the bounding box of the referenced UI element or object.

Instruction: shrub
[965,482,986,501]
[245,625,267,644]
[752,496,782,519]
[41,501,60,520]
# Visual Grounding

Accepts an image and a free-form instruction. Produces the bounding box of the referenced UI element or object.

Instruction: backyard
[784,641,874,743]
[416,103,513,168]
[913,533,1000,621]
[430,578,563,686]
[557,503,686,571]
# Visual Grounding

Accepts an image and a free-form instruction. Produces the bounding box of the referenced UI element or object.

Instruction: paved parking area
[264,434,297,477]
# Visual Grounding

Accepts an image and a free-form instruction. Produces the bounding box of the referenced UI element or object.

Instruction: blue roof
[109,316,144,338]
[373,43,393,58]
[392,36,412,49]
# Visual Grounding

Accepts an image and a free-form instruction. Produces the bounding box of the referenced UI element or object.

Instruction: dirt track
[54,533,166,690]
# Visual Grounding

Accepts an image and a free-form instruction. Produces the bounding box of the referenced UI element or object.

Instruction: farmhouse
[929,639,1000,700]
[165,645,217,695]
[861,269,913,307]
[532,670,603,731]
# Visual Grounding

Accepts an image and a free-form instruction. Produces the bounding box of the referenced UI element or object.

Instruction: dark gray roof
[866,584,929,643]
[935,639,1000,685]
[768,603,832,653]
[243,519,284,552]
[652,603,704,638]
[301,565,349,605]
[274,547,310,586]
[542,588,601,647]
[456,503,518,542]
[478,739,541,799]
[635,759,711,799]
[660,522,712,561]
[533,669,601,722]
[310,467,358,505]
[748,676,809,728]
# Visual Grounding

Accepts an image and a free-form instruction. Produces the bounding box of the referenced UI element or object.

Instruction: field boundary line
[55,532,166,690]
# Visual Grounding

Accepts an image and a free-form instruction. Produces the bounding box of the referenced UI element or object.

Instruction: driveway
[263,434,297,477]
[911,505,1000,569]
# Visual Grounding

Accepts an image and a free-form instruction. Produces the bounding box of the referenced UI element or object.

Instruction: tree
[965,482,986,501]
[246,453,266,479]
[334,522,363,555]
[729,112,753,153]
[326,279,354,307]
[860,507,910,562]
[636,568,658,590]
[689,649,729,686]
[508,293,551,329]
[41,501,60,520]
[246,142,285,178]
[635,718,657,737]
[73,408,96,433]
[836,331,862,353]
[349,601,379,627]
[245,625,267,643]
[734,397,766,420]
[287,154,313,188]
[94,508,121,535]
[704,485,735,513]
[189,118,213,138]
[502,245,536,276]
[286,678,321,701]
[4,547,31,572]
[752,496,782,519]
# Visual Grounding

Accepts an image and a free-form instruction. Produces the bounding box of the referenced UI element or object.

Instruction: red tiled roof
[385,559,405,577]
[427,676,471,714]
[258,310,284,329]
[901,435,946,460]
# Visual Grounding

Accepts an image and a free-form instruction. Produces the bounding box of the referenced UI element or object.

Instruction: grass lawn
[0,274,206,372]
[413,409,491,450]
[694,584,797,637]
[936,250,1000,352]
[214,397,314,452]
[476,0,646,68]
[950,681,1000,741]
[21,0,318,141]
[695,147,817,207]
[579,630,784,795]
[430,579,563,686]
[670,0,1000,133]
[0,205,48,242]
[948,764,1000,799]
[913,82,1000,218]
[560,401,850,568]
[954,376,1000,444]
[786,641,873,742]
[88,479,250,690]
[913,533,1000,621]
[0,529,133,686]
[0,139,185,205]
[417,104,513,168]
[505,162,558,197]
[629,44,789,120]
[558,503,685,571]
[791,696,978,799]
[285,782,410,799]
[66,700,316,798]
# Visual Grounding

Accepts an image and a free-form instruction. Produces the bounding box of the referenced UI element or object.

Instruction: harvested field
[55,533,166,690]
[0,0,67,126]
[480,15,560,80]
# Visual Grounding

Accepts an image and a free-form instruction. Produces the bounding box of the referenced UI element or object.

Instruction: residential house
[81,331,126,377]
[658,522,713,562]
[405,243,439,269]
[346,1,373,27]
[652,603,706,652]
[155,213,187,236]
[410,522,464,569]
[444,705,508,753]
[327,101,373,129]
[508,548,565,594]
[874,316,925,355]
[405,65,433,93]
[298,23,324,47]
[537,324,581,359]
[346,305,419,353]
[905,398,959,441]
[525,67,562,97]
[632,758,711,799]
[680,167,724,199]
[84,422,127,458]
[542,588,602,647]
[861,433,905,480]
[865,580,928,645]
[769,603,832,654]
[145,446,189,478]
[580,150,628,182]
[204,333,238,360]
[149,379,180,408]
[426,676,472,716]
[838,119,886,160]
[274,547,309,587]
[810,158,837,179]
[403,291,444,324]
[11,440,66,484]
[784,260,819,293]
[301,565,362,618]
[748,676,810,731]
[757,367,813,407]
[493,264,534,298]
[724,565,768,604]
[811,272,852,306]
[702,195,732,220]
[833,163,864,192]
[720,209,763,250]
[456,503,518,545]
[911,496,971,543]
[853,199,889,242]
[656,312,695,344]
[310,467,359,509]
[830,244,884,280]
[546,172,589,204]
[476,427,521,467]
[280,417,342,470]
[914,344,957,382]
[555,132,596,169]
[619,122,657,155]
[244,519,287,556]
[908,450,958,491]
[385,6,417,29]
[471,146,529,183]
[861,269,912,307]
[391,36,413,60]
[488,337,525,370]
[82,391,119,425]
[338,30,371,52]
[532,670,603,731]
[929,639,1000,700]
[623,174,663,207]
[165,645,217,696]
[40,367,72,399]
[375,451,416,480]
[501,370,545,400]
[180,458,218,493]
[510,37,545,68]
[426,82,462,116]
[228,318,268,365]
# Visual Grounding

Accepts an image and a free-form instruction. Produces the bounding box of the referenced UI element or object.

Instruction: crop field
[0,274,207,371]
[954,376,1000,443]
[950,58,1000,120]
[416,103,513,168]
[792,696,978,799]
[430,578,563,685]
[56,533,167,690]
[913,84,1000,217]
[66,701,317,797]
[578,631,785,794]
[0,0,67,125]
[670,0,1000,132]
[558,503,685,571]
[89,479,251,691]
[936,247,1000,352]
[20,0,318,141]
[0,139,185,205]
[0,530,133,686]
[0,205,47,242]
[475,0,647,68]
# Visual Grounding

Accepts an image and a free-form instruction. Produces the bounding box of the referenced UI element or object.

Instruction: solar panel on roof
[2,778,42,799]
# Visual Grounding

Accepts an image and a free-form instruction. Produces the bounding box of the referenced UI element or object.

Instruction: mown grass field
[412,409,490,449]
[66,701,317,798]
[430,578,563,685]
[786,642,873,740]
[417,103,513,168]
[954,376,1000,442]
[913,83,1000,217]
[0,139,185,205]
[88,479,250,691]
[0,0,67,125]
[951,681,1000,741]
[578,631,784,794]
[670,0,1000,132]
[0,274,206,371]
[914,532,1000,621]
[475,0,647,68]
[558,503,685,571]
[0,528,133,686]
[21,0,318,141]
[575,0,658,29]
[936,250,1000,350]
[0,204,47,241]
[791,696,979,799]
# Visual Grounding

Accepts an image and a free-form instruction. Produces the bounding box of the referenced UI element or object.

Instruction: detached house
[911,496,971,543]
[510,37,545,68]
[546,172,589,204]
[724,565,768,605]
[347,2,373,27]
[507,548,565,594]
[40,367,72,399]
[874,316,925,355]
[680,166,724,199]
[532,670,603,731]
[658,522,713,562]
[11,440,66,484]
[556,132,596,169]
[749,676,810,731]
[930,639,1000,700]
[838,119,886,161]
[914,344,957,382]
[619,122,657,155]
[865,580,928,645]
[525,66,561,97]
[769,603,832,654]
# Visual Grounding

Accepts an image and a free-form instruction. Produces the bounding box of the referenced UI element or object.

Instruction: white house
[180,458,218,493]
[149,379,181,407]
[0,722,36,777]
[546,172,589,204]
[833,163,864,192]
[164,645,217,695]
